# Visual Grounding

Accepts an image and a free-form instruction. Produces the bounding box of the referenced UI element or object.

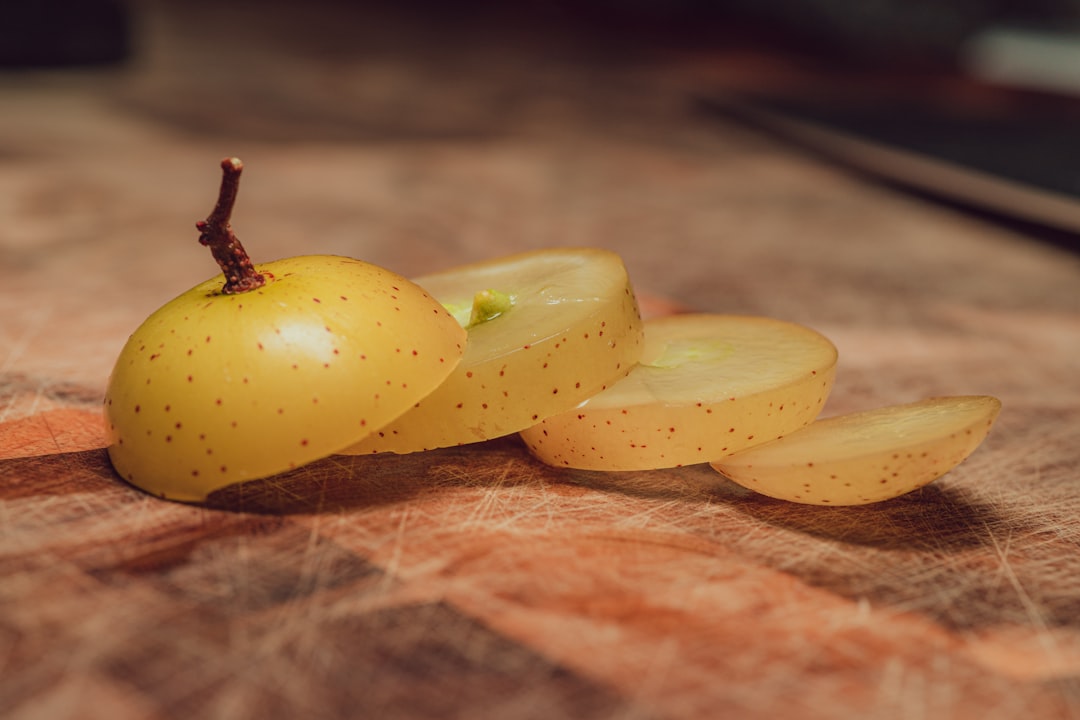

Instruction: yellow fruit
[343,248,645,453]
[711,395,1002,505]
[521,313,837,470]
[103,159,465,501]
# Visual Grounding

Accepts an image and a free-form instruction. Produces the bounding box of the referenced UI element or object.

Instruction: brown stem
[196,157,265,294]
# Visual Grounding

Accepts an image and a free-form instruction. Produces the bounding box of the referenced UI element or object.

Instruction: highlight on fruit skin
[520,313,838,471]
[342,247,645,454]
[710,395,1002,506]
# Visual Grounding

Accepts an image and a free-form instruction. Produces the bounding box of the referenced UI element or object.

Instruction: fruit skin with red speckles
[521,314,838,471]
[343,247,645,454]
[102,157,465,502]
[104,255,466,501]
[711,395,1002,505]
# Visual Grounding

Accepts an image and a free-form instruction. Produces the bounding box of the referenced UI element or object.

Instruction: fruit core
[445,289,515,328]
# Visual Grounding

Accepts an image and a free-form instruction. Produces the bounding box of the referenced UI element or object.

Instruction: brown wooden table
[3,2,1079,718]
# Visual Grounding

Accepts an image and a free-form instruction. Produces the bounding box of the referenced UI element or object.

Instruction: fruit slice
[342,248,644,454]
[711,395,1002,505]
[520,313,838,470]
[105,255,467,502]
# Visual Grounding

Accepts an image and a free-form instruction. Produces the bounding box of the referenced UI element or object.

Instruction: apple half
[711,395,1002,505]
[105,256,467,502]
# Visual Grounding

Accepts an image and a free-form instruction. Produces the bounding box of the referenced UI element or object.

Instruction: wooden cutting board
[3,3,1080,718]
[4,301,1079,720]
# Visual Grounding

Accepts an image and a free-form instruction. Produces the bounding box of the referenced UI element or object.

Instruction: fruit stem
[196,157,266,294]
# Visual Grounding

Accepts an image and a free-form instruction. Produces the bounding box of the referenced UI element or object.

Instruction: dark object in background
[703,0,1080,68]
[698,92,1080,253]
[0,0,130,67]
[552,0,1080,70]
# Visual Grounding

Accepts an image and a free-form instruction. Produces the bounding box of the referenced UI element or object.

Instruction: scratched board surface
[3,2,1080,718]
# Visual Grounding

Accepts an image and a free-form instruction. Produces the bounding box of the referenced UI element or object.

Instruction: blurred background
[5,0,1080,72]
[6,0,1080,251]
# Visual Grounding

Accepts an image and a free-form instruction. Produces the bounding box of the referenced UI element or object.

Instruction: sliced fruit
[520,313,838,470]
[711,395,1002,505]
[342,248,645,454]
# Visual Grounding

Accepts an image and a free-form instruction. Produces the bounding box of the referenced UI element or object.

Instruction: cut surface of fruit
[520,313,838,470]
[104,255,466,502]
[343,247,644,454]
[711,395,1002,505]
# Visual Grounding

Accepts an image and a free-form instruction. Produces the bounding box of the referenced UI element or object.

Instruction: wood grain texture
[2,1,1080,718]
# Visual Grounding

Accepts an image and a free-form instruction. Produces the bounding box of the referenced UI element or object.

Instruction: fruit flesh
[711,395,1001,505]
[520,314,838,470]
[342,248,644,454]
[104,255,466,502]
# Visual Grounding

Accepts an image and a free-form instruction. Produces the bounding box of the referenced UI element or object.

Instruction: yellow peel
[711,395,1002,505]
[521,314,838,470]
[104,255,466,502]
[343,248,644,454]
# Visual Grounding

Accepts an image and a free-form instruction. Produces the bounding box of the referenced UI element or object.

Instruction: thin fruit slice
[342,248,644,454]
[711,395,1002,505]
[521,313,838,470]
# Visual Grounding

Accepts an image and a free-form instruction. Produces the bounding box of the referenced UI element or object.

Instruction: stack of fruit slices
[103,159,1001,504]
